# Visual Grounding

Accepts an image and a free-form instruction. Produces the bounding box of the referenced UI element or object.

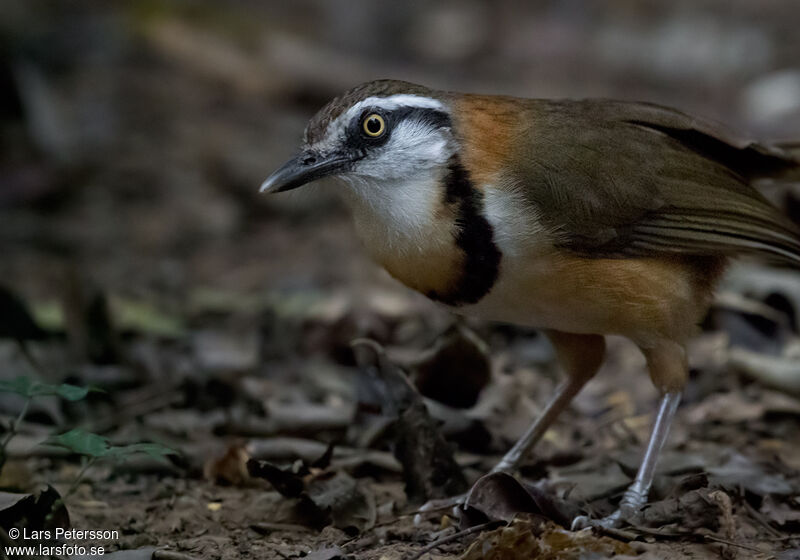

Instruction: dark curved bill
[260,151,349,194]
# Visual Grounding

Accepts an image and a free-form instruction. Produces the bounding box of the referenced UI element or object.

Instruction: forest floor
[2,3,800,559]
[3,211,800,559]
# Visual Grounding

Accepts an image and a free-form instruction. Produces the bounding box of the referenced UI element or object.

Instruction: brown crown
[304,80,436,144]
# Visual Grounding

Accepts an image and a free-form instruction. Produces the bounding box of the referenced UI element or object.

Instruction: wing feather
[510,99,800,265]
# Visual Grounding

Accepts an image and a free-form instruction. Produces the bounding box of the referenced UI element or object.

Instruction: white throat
[318,93,458,257]
[338,169,446,253]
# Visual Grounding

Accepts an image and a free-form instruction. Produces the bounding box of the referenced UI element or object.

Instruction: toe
[570,510,622,531]
[414,493,467,526]
[419,494,466,512]
[570,515,593,531]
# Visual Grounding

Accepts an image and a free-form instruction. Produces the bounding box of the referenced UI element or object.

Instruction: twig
[44,456,99,523]
[409,521,503,560]
[63,456,97,499]
[340,505,452,551]
[625,525,770,555]
[2,342,49,469]
[406,501,458,517]
[0,397,31,471]
[700,534,771,556]
[742,499,783,538]
[250,522,312,534]
[762,535,800,542]
[1,398,30,450]
[591,525,640,542]
[621,526,684,539]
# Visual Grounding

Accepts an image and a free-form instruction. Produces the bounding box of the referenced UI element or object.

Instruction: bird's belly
[453,252,708,345]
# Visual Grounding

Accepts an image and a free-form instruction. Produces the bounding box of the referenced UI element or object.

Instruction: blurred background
[1,2,800,557]
[2,0,800,313]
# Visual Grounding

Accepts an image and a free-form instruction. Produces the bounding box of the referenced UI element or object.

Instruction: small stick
[250,522,312,534]
[700,534,771,556]
[623,525,771,556]
[409,521,503,560]
[591,525,640,542]
[742,499,783,539]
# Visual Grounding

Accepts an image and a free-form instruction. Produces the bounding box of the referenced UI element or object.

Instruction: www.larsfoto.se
[5,544,106,556]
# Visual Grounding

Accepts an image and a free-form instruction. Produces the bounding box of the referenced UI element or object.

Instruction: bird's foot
[413,493,467,525]
[571,509,624,530]
[413,463,516,525]
[571,490,647,530]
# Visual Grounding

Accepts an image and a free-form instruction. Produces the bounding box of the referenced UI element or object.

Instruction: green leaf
[0,376,97,401]
[54,384,91,401]
[0,376,35,397]
[44,429,177,463]
[45,429,111,457]
[44,430,177,462]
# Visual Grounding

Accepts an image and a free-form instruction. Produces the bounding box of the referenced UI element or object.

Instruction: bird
[260,79,800,528]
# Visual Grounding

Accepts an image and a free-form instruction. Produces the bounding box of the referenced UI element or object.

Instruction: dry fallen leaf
[759,495,800,527]
[460,517,634,560]
[204,442,251,485]
[247,446,376,534]
[299,470,376,534]
[461,472,580,529]
[460,517,542,560]
[638,487,722,530]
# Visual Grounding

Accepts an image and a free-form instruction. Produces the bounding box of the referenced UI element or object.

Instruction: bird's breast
[344,159,505,306]
[345,162,715,345]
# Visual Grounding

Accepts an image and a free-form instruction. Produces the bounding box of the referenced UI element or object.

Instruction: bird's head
[260,80,457,196]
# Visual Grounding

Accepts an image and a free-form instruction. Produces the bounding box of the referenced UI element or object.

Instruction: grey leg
[414,376,591,524]
[493,331,605,473]
[573,391,681,529]
[415,331,604,524]
[492,375,593,473]
[416,375,592,521]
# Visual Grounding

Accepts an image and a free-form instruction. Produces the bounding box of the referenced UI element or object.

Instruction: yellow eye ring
[362,114,386,137]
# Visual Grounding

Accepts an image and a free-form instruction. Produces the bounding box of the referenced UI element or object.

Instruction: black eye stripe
[389,107,451,129]
[346,107,451,151]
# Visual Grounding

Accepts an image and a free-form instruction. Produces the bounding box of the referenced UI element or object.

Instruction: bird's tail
[763,141,800,267]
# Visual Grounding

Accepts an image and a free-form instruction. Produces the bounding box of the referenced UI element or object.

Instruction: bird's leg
[573,341,687,529]
[489,379,587,472]
[416,332,604,519]
[616,391,680,515]
[494,331,606,472]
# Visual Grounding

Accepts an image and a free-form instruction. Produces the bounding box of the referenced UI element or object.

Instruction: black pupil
[366,116,381,134]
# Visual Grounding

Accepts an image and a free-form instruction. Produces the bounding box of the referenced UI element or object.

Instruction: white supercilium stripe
[317,95,446,150]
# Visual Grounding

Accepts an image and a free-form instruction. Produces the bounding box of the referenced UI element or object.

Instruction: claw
[570,510,623,531]
[570,392,681,531]
[570,515,592,531]
[413,493,467,526]
[570,503,651,531]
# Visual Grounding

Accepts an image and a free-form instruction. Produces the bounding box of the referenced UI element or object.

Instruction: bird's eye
[362,114,386,137]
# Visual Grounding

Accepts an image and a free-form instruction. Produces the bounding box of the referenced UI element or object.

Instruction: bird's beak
[260,150,349,194]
